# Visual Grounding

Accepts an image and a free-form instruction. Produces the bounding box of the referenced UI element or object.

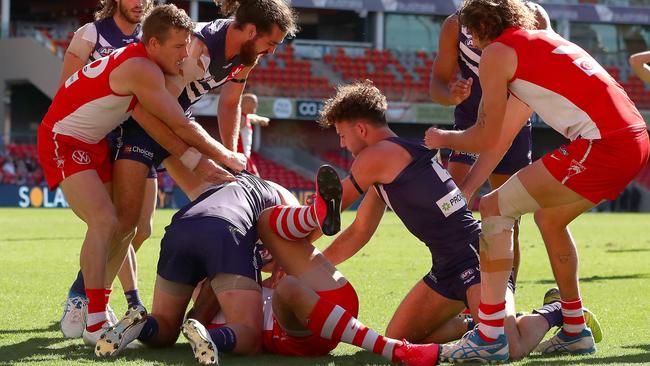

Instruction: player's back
[496,27,645,140]
[374,137,481,272]
[178,19,246,112]
[41,43,147,144]
[173,172,281,232]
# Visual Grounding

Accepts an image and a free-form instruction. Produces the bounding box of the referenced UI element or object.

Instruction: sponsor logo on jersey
[436,188,466,218]
[71,150,91,165]
[98,46,115,57]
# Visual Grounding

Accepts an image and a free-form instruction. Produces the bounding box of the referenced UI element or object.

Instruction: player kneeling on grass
[314,80,603,363]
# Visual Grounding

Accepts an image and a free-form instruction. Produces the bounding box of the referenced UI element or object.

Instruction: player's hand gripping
[194,157,236,183]
[224,151,248,172]
[424,126,448,149]
[449,77,473,105]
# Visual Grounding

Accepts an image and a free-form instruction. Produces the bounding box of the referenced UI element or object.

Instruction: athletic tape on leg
[479,216,515,273]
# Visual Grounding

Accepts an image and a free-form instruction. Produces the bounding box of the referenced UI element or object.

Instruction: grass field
[1,208,649,365]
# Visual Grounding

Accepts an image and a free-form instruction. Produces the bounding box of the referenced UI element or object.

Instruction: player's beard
[118,1,141,24]
[239,38,260,67]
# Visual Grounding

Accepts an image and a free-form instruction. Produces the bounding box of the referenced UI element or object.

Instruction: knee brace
[497,176,541,219]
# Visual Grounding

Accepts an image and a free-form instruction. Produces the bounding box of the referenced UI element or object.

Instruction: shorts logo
[71,150,91,165]
[427,271,438,283]
[567,159,586,178]
[122,145,154,160]
[54,157,65,168]
[460,268,475,281]
[559,146,569,156]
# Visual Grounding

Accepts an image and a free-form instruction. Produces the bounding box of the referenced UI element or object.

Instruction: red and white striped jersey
[495,27,645,140]
[41,42,148,144]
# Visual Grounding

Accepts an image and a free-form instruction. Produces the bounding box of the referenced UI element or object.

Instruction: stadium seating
[252,152,315,189]
[320,150,353,171]
[1,143,44,185]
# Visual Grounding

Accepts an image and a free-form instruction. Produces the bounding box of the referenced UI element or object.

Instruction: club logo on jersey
[98,46,115,57]
[567,159,586,178]
[71,150,91,165]
[436,188,466,218]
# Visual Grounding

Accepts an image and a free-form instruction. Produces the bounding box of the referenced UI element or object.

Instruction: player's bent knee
[88,207,118,233]
[274,275,304,305]
[494,176,540,219]
[478,192,500,218]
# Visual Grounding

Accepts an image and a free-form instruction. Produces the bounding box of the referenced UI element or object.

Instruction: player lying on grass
[95,168,441,365]
[311,80,602,363]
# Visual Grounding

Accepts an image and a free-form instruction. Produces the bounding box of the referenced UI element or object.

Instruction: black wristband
[230,78,247,84]
[349,173,365,195]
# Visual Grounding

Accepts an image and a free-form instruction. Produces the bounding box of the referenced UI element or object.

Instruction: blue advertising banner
[0,185,331,209]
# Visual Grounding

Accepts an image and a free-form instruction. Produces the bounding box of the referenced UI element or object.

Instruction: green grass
[1,209,650,365]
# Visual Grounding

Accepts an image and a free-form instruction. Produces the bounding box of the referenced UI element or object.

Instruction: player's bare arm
[339,142,408,209]
[424,42,516,152]
[218,66,254,151]
[629,51,650,84]
[58,23,95,85]
[322,190,386,266]
[459,95,532,199]
[430,15,472,106]
[113,58,246,172]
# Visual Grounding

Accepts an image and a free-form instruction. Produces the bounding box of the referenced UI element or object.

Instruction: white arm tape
[180,147,202,171]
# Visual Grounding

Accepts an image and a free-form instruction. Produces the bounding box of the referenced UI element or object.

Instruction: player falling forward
[38,4,242,346]
[425,0,649,361]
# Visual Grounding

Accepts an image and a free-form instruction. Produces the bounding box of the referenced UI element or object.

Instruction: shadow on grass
[522,273,650,285]
[605,248,650,253]
[0,322,58,335]
[0,336,390,365]
[519,343,650,365]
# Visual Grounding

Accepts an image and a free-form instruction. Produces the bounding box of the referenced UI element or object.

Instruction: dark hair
[215,0,298,38]
[459,0,537,42]
[95,0,153,21]
[141,4,194,44]
[318,80,388,128]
